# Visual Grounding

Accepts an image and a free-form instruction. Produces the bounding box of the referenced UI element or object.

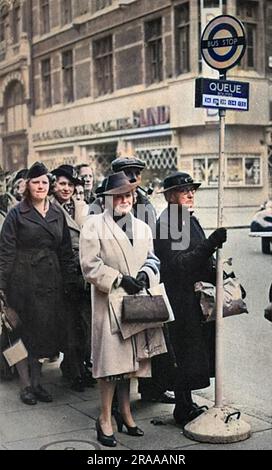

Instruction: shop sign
[32,106,170,143]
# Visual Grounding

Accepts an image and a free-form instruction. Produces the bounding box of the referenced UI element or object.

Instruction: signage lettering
[33,105,170,143]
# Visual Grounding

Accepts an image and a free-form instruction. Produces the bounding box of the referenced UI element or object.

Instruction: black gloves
[136,271,150,289]
[120,275,143,295]
[208,227,227,249]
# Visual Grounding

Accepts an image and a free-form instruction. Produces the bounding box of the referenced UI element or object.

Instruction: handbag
[122,289,170,323]
[195,277,248,322]
[2,339,28,367]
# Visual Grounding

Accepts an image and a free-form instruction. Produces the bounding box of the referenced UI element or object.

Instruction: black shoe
[32,385,53,402]
[20,386,37,405]
[113,410,144,436]
[173,405,207,427]
[96,418,117,447]
[71,376,85,392]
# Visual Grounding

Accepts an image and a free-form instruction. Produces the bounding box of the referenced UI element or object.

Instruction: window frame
[41,58,52,108]
[93,35,114,96]
[62,49,74,104]
[145,17,163,84]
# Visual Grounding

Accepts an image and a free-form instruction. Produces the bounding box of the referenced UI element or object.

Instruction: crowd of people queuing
[0,157,227,447]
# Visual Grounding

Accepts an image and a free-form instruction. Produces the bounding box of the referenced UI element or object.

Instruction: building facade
[1,0,271,224]
[0,0,31,171]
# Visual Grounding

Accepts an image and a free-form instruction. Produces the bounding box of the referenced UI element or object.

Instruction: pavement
[0,357,271,451]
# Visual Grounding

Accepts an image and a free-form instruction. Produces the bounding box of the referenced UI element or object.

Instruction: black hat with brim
[102,171,138,195]
[111,157,146,173]
[52,164,81,185]
[158,171,201,193]
[27,162,48,180]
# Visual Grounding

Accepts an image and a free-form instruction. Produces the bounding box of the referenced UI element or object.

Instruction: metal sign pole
[185,14,251,443]
[215,73,226,407]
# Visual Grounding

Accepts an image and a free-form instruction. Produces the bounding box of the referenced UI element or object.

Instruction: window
[61,0,72,25]
[62,50,74,103]
[13,6,21,43]
[4,81,27,133]
[145,18,163,84]
[193,155,261,186]
[0,7,8,43]
[93,36,113,96]
[94,0,112,11]
[237,1,258,69]
[40,0,50,34]
[175,3,190,75]
[41,58,52,108]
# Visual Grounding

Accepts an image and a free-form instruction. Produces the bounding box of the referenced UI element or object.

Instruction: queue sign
[195,77,249,111]
[201,15,246,71]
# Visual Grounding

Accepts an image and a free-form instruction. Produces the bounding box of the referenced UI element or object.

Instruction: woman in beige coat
[80,171,166,447]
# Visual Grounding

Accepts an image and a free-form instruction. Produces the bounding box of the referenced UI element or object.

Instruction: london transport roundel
[201,15,246,71]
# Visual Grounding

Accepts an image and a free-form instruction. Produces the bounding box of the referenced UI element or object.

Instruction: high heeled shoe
[113,411,144,436]
[95,418,117,447]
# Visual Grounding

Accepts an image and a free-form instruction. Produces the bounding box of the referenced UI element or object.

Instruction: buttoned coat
[154,206,216,391]
[0,199,75,357]
[79,210,166,379]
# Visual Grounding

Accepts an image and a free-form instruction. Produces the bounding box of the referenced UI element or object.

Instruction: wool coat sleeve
[0,209,18,292]
[79,216,120,294]
[138,227,160,287]
[154,219,215,280]
[57,213,78,284]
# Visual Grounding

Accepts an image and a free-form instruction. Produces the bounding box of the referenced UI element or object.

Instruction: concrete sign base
[184,406,251,444]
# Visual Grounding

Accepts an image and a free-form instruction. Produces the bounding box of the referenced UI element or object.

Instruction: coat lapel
[19,200,59,239]
[103,210,136,275]
[51,197,80,233]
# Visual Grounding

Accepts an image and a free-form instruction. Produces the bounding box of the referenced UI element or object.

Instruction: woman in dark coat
[154,172,227,427]
[0,162,76,405]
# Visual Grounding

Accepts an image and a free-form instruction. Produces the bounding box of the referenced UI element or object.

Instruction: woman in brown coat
[80,171,166,447]
[0,162,76,405]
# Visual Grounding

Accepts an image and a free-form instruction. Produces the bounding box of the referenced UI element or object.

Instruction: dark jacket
[154,206,216,391]
[0,199,76,357]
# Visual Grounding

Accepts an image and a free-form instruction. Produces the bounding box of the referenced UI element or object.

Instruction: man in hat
[111,157,156,234]
[154,171,227,427]
[51,164,94,391]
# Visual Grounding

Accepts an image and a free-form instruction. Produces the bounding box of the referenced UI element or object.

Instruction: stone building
[0,0,31,171]
[1,0,271,224]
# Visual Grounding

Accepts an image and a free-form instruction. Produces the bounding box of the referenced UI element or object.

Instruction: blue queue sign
[195,78,249,111]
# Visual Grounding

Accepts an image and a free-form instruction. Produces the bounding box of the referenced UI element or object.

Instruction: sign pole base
[183,406,251,444]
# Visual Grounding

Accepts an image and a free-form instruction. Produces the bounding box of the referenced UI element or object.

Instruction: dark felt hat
[27,162,48,180]
[95,178,107,196]
[111,157,145,173]
[14,168,29,182]
[158,172,201,193]
[52,165,81,185]
[102,171,138,195]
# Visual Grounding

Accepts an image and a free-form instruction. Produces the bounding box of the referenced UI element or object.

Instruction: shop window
[40,0,50,34]
[175,3,190,75]
[61,0,72,25]
[62,50,74,103]
[4,81,27,133]
[41,58,52,108]
[93,36,113,96]
[193,157,219,186]
[145,18,163,84]
[193,155,261,187]
[237,0,258,70]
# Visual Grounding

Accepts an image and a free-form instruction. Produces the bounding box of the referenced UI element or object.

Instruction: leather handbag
[122,290,170,323]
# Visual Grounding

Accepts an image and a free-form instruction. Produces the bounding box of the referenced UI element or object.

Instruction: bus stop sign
[201,15,246,71]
